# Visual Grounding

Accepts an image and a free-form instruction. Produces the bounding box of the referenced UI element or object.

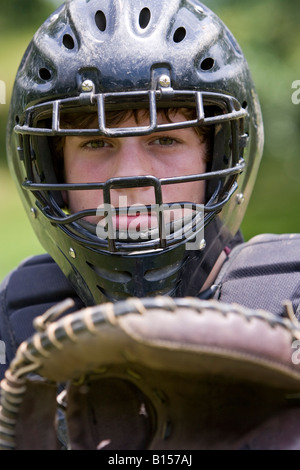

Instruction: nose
[109,139,156,206]
[112,138,151,177]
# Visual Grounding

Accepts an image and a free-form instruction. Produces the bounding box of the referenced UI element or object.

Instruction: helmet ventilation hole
[200,57,215,71]
[63,34,75,50]
[95,10,107,32]
[173,27,186,43]
[139,8,151,29]
[39,68,52,81]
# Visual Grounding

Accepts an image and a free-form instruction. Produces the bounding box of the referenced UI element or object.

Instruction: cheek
[67,189,105,215]
[63,142,103,184]
[160,148,206,203]
[64,157,93,183]
[63,143,106,217]
[162,180,205,204]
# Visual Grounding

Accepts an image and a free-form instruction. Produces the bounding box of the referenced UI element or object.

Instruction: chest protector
[212,233,300,318]
[0,254,84,379]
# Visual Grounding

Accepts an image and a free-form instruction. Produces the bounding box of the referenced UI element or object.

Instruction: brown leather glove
[1,296,300,450]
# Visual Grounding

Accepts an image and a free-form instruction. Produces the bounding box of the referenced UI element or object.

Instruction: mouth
[85,204,197,232]
[77,203,204,249]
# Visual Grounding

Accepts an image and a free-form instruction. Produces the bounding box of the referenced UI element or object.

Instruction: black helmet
[6,0,264,305]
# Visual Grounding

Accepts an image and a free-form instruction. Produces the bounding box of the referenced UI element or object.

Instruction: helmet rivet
[236,193,245,205]
[30,207,37,218]
[159,74,171,88]
[199,238,206,251]
[69,248,76,259]
[195,6,204,14]
[81,80,94,92]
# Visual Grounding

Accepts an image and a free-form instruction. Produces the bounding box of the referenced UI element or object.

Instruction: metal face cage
[15,87,248,253]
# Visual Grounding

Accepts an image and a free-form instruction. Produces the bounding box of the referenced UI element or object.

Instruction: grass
[0,28,47,282]
[0,166,45,282]
[241,156,300,237]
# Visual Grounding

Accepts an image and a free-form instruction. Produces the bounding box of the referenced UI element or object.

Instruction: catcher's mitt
[1,296,300,450]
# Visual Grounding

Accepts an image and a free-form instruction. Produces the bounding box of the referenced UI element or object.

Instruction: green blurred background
[0,0,299,282]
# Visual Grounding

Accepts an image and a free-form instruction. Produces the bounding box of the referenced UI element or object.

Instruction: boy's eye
[153,137,177,146]
[84,139,107,149]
